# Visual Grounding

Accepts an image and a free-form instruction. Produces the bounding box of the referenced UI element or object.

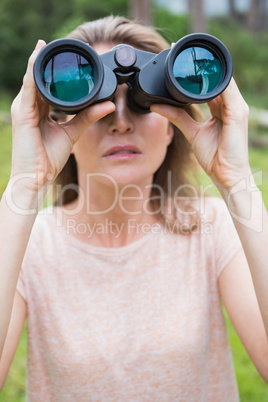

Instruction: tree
[129,0,153,26]
[246,0,267,32]
[188,0,206,33]
[228,0,239,20]
[0,0,128,94]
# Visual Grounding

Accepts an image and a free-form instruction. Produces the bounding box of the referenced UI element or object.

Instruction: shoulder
[170,195,232,236]
[192,195,240,243]
[163,196,242,271]
[198,195,230,221]
[201,196,237,233]
[25,205,66,259]
[30,206,58,239]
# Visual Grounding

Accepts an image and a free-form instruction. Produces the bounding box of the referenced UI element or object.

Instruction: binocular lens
[34,35,232,113]
[43,51,96,102]
[173,46,222,96]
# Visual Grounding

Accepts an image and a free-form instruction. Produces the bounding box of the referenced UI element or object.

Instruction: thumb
[151,103,201,145]
[62,101,115,144]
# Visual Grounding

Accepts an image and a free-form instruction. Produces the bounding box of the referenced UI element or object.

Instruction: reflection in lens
[173,47,223,95]
[43,52,96,102]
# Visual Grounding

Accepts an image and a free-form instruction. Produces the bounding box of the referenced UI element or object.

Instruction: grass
[0,122,12,193]
[226,313,268,401]
[1,111,268,400]
[198,160,268,401]
[249,147,268,206]
[0,326,27,402]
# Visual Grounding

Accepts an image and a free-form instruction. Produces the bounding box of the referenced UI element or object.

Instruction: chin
[109,169,153,189]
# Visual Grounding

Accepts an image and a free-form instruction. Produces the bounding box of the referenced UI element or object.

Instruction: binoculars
[33,33,233,114]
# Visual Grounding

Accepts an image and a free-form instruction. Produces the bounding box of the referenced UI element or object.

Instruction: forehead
[93,42,120,55]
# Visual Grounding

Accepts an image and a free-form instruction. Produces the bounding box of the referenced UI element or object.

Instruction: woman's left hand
[151,78,251,193]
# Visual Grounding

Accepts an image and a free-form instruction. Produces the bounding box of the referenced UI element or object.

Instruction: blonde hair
[54,16,203,230]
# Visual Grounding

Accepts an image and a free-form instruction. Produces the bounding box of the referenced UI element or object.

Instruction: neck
[60,172,160,247]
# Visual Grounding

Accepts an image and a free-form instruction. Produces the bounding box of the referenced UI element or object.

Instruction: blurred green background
[1,0,268,400]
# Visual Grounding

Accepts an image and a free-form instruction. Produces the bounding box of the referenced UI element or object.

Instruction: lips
[103,144,141,157]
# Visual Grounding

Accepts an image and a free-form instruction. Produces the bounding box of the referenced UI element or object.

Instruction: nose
[107,87,134,136]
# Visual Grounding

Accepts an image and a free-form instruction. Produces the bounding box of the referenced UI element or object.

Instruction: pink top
[17,197,241,401]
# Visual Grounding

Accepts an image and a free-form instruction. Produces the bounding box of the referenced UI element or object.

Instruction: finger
[223,78,250,120]
[220,77,244,104]
[62,101,116,144]
[209,78,249,123]
[38,92,50,119]
[206,78,237,120]
[207,96,223,121]
[150,103,201,144]
[20,40,46,114]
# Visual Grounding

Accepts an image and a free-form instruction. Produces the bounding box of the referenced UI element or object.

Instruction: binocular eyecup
[33,33,233,114]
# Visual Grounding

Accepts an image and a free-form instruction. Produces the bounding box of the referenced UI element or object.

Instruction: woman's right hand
[10,40,115,192]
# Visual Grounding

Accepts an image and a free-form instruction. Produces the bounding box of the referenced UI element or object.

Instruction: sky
[156,0,251,16]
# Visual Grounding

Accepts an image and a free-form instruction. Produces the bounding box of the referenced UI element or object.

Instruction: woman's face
[72,42,174,189]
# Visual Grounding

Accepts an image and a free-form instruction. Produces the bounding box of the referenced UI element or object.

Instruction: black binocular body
[33,33,233,114]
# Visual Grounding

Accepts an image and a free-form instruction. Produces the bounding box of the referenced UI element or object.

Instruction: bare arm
[221,171,268,327]
[0,40,115,380]
[151,78,268,380]
[0,183,40,357]
[218,173,268,382]
[219,249,268,382]
[0,292,26,390]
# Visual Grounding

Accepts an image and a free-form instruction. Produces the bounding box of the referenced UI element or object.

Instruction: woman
[0,15,267,401]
